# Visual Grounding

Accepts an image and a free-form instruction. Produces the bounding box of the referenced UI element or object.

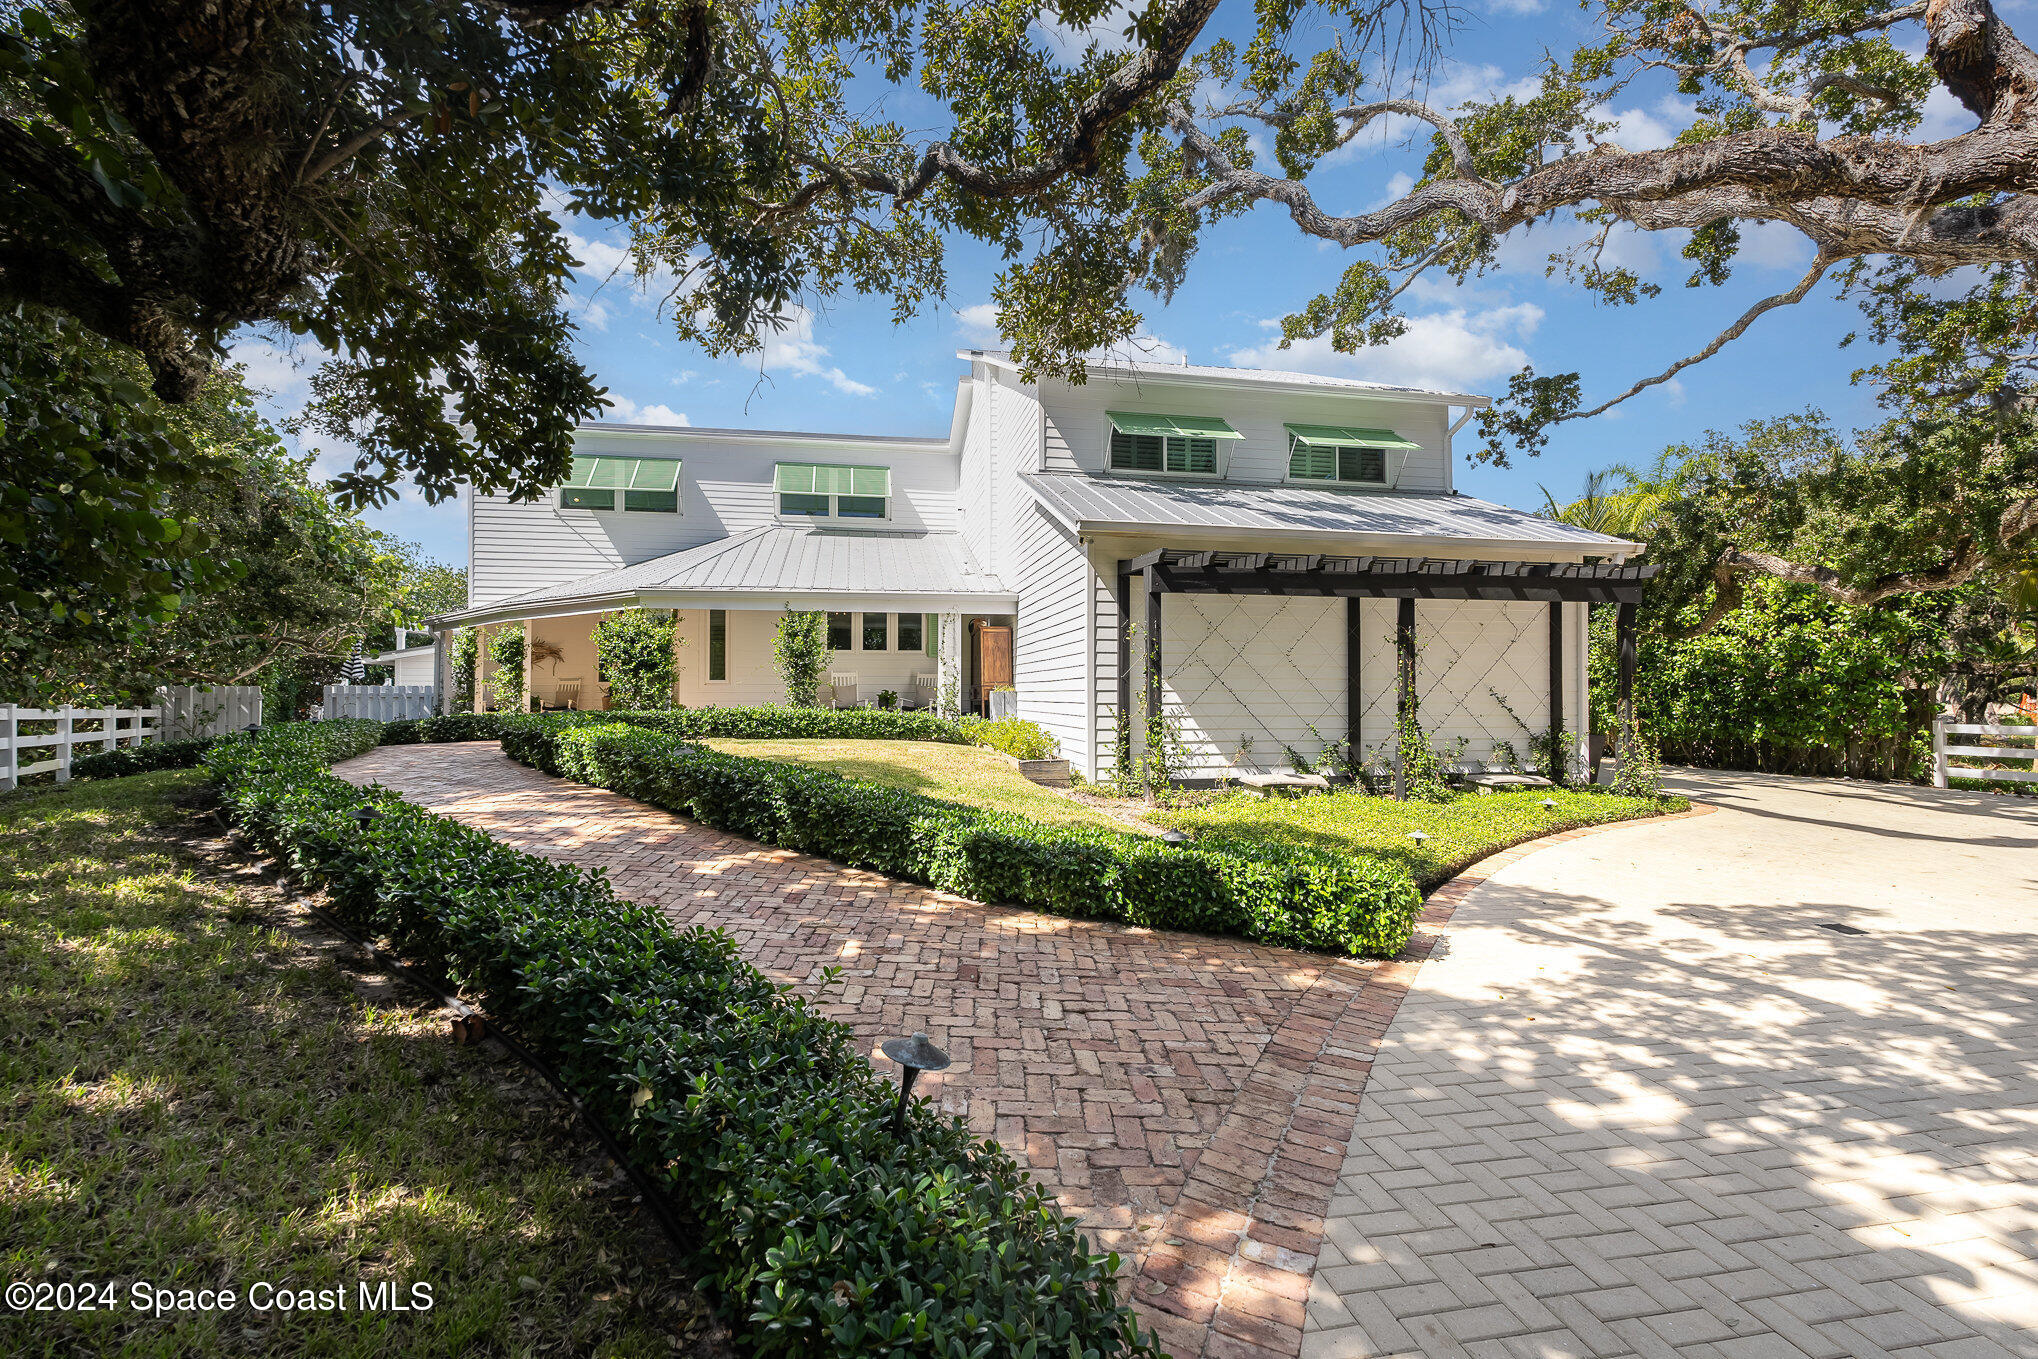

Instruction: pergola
[1114,549,1661,793]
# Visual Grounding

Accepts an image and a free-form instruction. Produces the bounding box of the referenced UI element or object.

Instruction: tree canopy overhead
[6,0,2036,540]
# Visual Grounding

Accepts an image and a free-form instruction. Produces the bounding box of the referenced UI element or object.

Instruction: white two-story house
[433,352,1651,783]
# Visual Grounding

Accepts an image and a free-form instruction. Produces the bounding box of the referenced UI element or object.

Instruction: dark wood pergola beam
[1154,567,1650,604]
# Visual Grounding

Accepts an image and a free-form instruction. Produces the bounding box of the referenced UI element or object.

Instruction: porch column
[1615,600,1638,744]
[1547,603,1565,782]
[1393,596,1416,800]
[1346,596,1363,775]
[937,610,963,716]
[432,627,452,715]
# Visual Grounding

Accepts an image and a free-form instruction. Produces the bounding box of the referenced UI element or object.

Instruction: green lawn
[0,772,713,1358]
[1152,786,1688,891]
[702,738,1134,831]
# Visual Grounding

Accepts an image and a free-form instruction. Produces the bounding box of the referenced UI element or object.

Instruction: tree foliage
[773,611,831,707]
[485,624,526,711]
[590,609,677,710]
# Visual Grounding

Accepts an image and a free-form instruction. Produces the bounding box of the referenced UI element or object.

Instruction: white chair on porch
[827,671,860,708]
[908,671,937,710]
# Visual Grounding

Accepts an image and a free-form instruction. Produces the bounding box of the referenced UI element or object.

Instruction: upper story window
[775,463,891,519]
[559,455,681,512]
[1284,424,1421,488]
[1106,412,1241,477]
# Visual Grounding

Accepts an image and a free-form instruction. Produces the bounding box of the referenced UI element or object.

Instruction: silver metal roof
[488,526,1011,609]
[967,350,1488,405]
[1023,472,1638,552]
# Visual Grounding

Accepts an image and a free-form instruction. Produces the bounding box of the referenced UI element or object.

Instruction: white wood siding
[1038,376,1451,493]
[1415,599,1552,763]
[469,429,961,607]
[957,375,994,572]
[984,369,1041,583]
[1012,504,1094,772]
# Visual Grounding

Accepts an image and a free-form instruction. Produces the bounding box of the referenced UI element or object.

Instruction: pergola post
[1615,600,1638,749]
[1115,565,1133,776]
[1548,603,1565,782]
[1144,567,1165,737]
[1345,596,1363,777]
[1393,596,1416,800]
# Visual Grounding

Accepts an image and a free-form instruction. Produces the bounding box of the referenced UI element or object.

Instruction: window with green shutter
[1285,425,1416,486]
[1105,412,1239,477]
[774,463,892,519]
[559,455,682,511]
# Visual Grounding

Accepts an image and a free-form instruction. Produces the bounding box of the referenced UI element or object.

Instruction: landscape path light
[880,1032,951,1137]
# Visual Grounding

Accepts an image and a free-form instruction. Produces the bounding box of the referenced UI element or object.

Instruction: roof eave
[961,349,1492,408]
[1067,518,1643,559]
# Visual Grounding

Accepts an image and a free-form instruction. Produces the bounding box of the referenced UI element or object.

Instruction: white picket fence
[157,684,264,740]
[1,705,160,789]
[322,684,438,722]
[1932,716,2038,787]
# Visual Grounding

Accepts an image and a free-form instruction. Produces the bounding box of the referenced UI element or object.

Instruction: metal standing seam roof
[1022,471,1639,551]
[485,526,1012,610]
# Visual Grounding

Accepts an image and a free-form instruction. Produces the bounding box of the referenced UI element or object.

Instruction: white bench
[1463,772,1555,794]
[1237,772,1331,796]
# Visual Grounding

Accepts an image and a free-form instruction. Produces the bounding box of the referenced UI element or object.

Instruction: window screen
[775,464,891,518]
[1108,430,1217,474]
[1288,437,1387,484]
[708,610,727,681]
[896,613,923,651]
[862,613,888,651]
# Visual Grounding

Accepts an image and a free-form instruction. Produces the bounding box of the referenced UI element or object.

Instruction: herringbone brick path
[1307,769,2038,1359]
[336,741,1431,1358]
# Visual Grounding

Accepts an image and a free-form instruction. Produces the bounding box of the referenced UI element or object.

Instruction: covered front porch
[435,522,1016,715]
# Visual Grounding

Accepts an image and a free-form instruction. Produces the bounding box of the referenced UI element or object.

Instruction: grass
[701,738,1132,831]
[1152,786,1689,891]
[0,771,718,1358]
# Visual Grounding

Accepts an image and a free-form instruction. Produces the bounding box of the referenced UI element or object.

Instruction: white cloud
[1486,0,1544,12]
[1228,303,1542,392]
[1607,95,1696,152]
[1917,82,1974,141]
[1737,220,1816,271]
[1324,62,1545,164]
[601,394,691,425]
[954,303,1003,345]
[756,307,878,396]
[228,337,329,402]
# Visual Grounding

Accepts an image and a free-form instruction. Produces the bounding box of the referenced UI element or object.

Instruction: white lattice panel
[1417,599,1550,761]
[1160,594,1346,776]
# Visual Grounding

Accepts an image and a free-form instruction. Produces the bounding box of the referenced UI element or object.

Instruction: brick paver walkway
[1306,769,2038,1359]
[334,741,1425,1359]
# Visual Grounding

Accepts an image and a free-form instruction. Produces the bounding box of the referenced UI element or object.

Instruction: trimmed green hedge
[506,723,1422,958]
[381,705,972,747]
[73,736,220,779]
[204,722,1162,1359]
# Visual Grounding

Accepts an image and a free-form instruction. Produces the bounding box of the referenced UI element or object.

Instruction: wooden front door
[970,620,1013,716]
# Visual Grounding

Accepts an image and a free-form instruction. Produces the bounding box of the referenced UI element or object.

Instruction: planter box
[1014,757,1071,787]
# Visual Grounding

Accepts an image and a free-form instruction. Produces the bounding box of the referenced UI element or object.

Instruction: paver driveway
[334,741,1421,1359]
[1307,769,2038,1359]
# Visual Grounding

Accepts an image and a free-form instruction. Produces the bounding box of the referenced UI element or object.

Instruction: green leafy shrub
[772,611,831,707]
[958,715,1062,761]
[449,627,477,711]
[509,723,1422,957]
[73,737,218,779]
[485,623,526,710]
[591,609,678,710]
[202,725,1163,1359]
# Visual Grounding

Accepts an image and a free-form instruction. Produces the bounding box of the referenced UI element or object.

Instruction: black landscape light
[1159,829,1188,846]
[880,1032,951,1136]
[353,805,380,832]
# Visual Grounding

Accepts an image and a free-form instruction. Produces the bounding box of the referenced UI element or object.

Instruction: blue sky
[230,2,1968,569]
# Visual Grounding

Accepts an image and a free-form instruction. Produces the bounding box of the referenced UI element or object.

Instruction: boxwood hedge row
[506,722,1422,958]
[203,721,1163,1359]
[73,736,221,779]
[378,704,973,747]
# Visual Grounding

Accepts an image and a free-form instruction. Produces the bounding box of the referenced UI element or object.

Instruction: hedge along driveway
[334,740,1430,1359]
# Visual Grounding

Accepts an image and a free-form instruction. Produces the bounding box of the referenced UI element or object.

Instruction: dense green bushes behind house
[202,722,1164,1359]
[1593,580,1945,780]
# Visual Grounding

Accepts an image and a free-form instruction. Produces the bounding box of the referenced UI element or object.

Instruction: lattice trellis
[1159,594,1344,775]
[1417,600,1550,760]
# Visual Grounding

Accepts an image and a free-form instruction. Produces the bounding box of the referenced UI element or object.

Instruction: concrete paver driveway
[1307,770,2038,1359]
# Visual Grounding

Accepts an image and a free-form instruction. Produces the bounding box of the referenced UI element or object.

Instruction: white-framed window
[558,455,682,511]
[826,612,853,649]
[774,463,891,519]
[1284,424,1420,487]
[1105,412,1240,477]
[707,609,727,682]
